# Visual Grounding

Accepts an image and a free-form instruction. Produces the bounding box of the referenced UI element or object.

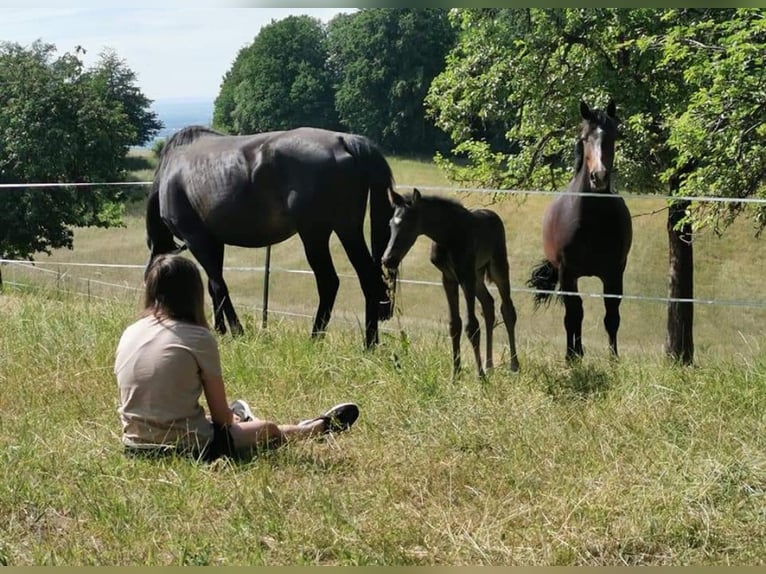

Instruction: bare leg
[229,418,326,451]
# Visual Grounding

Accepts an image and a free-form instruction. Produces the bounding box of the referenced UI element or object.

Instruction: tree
[213,15,338,134]
[0,41,160,276]
[85,48,163,147]
[427,9,764,364]
[327,8,457,154]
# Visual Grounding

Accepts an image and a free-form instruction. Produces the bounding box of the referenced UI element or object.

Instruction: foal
[382,188,520,378]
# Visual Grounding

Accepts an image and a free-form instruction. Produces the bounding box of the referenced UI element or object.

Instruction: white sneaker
[230,399,255,422]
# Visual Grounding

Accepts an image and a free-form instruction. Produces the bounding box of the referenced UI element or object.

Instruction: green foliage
[213,16,338,133]
[151,138,166,159]
[0,41,161,260]
[86,49,163,147]
[327,9,457,154]
[427,9,765,233]
[661,9,766,235]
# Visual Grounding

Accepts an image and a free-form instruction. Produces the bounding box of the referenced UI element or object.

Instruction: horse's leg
[602,272,624,358]
[165,208,242,335]
[202,242,243,336]
[184,237,242,336]
[458,274,484,379]
[298,227,339,342]
[489,260,520,372]
[475,279,495,372]
[441,274,463,378]
[335,225,381,349]
[560,270,583,361]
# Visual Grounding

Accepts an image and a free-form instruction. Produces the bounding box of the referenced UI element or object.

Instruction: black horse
[382,188,520,378]
[145,125,397,348]
[528,99,632,361]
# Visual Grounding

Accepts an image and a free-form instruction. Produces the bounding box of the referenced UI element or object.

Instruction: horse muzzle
[589,170,610,191]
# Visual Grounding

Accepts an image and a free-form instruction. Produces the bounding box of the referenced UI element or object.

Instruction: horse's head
[578,99,619,192]
[382,188,424,270]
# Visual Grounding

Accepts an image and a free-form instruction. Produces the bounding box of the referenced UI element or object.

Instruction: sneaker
[299,402,359,434]
[230,399,255,422]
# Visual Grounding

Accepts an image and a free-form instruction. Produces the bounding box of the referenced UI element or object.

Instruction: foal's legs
[459,276,484,379]
[602,272,624,357]
[475,280,495,372]
[336,225,382,349]
[489,260,520,372]
[440,274,463,377]
[298,226,339,342]
[560,270,584,361]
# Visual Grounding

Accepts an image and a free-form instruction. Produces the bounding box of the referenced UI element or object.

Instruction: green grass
[0,290,764,565]
[1,153,765,564]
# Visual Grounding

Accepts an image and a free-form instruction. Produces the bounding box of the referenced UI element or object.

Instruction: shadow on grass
[542,361,614,400]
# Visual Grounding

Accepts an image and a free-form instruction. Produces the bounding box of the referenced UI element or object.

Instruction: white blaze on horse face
[587,127,610,190]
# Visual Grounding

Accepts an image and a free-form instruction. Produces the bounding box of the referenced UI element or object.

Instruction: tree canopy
[327,8,456,154]
[427,8,765,231]
[213,9,456,154]
[213,15,338,134]
[0,41,161,260]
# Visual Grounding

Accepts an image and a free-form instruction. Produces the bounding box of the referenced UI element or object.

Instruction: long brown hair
[142,254,208,328]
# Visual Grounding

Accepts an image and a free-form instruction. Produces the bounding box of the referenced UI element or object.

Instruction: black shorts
[200,423,237,462]
[123,423,236,463]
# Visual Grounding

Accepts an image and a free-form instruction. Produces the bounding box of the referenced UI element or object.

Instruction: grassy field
[0,153,765,565]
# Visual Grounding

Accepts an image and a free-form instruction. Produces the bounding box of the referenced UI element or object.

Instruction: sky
[1,1,354,102]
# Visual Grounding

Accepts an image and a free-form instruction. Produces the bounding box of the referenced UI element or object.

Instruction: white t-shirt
[114,315,222,451]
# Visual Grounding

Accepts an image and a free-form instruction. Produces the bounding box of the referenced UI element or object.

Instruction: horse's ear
[606,98,616,118]
[580,100,593,121]
[388,188,405,208]
[412,188,422,204]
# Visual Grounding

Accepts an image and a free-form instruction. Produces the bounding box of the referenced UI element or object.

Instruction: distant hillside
[145,97,214,147]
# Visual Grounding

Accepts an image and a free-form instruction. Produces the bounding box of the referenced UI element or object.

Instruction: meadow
[0,154,764,565]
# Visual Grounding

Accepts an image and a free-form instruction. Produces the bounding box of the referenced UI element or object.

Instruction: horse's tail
[144,180,185,279]
[527,259,559,308]
[341,133,396,320]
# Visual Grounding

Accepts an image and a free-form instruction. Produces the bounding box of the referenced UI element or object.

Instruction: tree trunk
[665,197,694,364]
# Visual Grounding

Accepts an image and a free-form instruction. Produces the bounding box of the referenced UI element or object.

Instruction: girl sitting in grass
[114,253,358,461]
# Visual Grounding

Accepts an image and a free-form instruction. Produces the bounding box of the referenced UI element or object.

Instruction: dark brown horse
[145,125,397,349]
[527,100,632,361]
[382,188,520,378]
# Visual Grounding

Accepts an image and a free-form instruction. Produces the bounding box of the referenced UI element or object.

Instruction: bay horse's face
[579,99,619,192]
[382,188,423,270]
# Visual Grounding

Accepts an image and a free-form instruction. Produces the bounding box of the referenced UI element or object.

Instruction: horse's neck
[570,168,616,195]
[420,201,466,245]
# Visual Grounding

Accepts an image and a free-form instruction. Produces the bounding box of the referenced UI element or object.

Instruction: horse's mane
[164,125,224,151]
